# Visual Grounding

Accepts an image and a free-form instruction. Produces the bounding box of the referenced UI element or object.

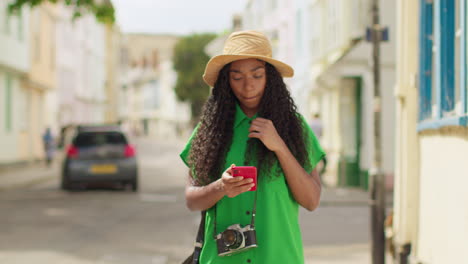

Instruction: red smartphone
[232,166,257,191]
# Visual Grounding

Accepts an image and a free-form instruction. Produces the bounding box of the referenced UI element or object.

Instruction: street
[0,138,374,264]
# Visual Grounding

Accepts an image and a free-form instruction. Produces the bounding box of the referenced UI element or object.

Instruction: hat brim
[203,54,294,87]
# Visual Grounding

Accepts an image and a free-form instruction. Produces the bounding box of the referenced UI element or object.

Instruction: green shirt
[180,104,325,264]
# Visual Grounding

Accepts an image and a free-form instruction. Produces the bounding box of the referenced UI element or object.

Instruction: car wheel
[61,173,72,190]
[131,177,138,192]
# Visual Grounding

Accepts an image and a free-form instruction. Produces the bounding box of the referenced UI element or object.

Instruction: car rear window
[73,132,128,147]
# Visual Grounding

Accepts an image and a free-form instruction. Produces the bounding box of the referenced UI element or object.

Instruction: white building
[243,0,296,91]
[306,0,396,189]
[392,0,468,263]
[119,34,190,140]
[0,1,30,165]
[241,0,396,188]
[56,5,107,127]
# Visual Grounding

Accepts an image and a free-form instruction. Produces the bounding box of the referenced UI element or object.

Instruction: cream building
[119,34,190,139]
[243,0,295,90]
[304,0,396,189]
[56,6,107,128]
[242,0,396,189]
[25,3,58,161]
[0,1,30,165]
[392,0,468,263]
[104,23,122,123]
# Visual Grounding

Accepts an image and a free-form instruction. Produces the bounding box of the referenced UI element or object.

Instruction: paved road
[0,137,379,264]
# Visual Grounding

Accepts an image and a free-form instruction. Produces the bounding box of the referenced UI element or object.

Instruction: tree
[8,0,115,24]
[173,33,216,123]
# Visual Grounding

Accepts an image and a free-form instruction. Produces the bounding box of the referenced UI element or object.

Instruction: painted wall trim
[417,116,468,131]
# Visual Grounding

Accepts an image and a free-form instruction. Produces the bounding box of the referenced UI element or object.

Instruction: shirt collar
[234,103,258,128]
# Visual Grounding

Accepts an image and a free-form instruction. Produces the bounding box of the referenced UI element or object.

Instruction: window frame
[5,74,13,133]
[418,0,468,131]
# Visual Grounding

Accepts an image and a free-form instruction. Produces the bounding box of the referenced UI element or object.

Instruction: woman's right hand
[220,164,255,198]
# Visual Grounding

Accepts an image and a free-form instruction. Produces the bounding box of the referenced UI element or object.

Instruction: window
[4,7,10,35]
[310,3,322,60]
[17,9,23,41]
[327,0,340,50]
[419,0,433,120]
[418,0,468,129]
[73,132,128,147]
[296,9,303,53]
[19,87,28,131]
[33,10,41,63]
[5,74,12,133]
[455,0,461,114]
[50,22,55,69]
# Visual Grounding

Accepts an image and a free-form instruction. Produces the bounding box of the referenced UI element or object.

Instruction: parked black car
[61,125,138,191]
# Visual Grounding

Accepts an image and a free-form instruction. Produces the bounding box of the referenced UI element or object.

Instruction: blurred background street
[0,137,389,264]
[1,0,468,263]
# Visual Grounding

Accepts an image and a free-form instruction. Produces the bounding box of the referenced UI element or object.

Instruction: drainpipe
[369,0,386,263]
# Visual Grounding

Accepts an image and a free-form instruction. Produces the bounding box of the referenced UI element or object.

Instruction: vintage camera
[216,224,258,256]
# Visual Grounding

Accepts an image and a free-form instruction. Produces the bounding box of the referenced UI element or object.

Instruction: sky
[111,0,248,35]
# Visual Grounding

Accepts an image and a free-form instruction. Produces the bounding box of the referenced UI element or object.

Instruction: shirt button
[247,259,251,263]
[246,211,250,215]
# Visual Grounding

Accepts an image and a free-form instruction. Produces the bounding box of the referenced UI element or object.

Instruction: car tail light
[124,144,136,157]
[66,145,78,158]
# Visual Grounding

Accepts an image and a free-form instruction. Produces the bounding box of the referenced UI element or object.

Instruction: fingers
[225,164,235,175]
[248,124,262,133]
[252,117,270,124]
[248,132,261,139]
[224,175,251,187]
[225,182,255,198]
[221,165,256,198]
[223,174,253,187]
[249,118,274,131]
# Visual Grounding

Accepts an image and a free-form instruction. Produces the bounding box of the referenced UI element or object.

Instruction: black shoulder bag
[182,211,206,264]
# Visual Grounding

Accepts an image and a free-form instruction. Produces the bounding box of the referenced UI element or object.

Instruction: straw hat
[203,30,294,87]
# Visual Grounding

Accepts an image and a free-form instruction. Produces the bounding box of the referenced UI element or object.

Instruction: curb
[0,174,56,191]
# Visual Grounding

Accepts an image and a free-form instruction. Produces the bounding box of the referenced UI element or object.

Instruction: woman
[180,30,325,264]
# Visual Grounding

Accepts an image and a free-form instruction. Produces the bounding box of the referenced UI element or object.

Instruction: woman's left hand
[248,118,286,152]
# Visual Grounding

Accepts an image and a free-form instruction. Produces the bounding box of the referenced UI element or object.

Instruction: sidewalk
[305,244,393,264]
[0,161,59,191]
[0,161,394,264]
[321,186,393,207]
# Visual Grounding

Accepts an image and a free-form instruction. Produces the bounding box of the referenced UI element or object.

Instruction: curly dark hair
[187,62,311,186]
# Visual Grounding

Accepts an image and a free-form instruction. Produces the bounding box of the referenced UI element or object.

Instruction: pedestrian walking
[42,127,55,167]
[180,30,325,264]
[309,113,328,181]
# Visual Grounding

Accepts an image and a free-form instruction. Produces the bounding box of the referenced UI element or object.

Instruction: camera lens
[221,229,243,249]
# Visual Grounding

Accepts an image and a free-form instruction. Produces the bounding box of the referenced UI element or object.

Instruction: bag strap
[192,210,206,263]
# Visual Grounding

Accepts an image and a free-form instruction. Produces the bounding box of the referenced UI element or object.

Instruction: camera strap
[213,189,258,239]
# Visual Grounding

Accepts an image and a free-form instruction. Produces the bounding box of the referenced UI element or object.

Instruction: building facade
[242,0,396,189]
[26,3,59,161]
[307,0,396,189]
[243,0,296,89]
[119,34,190,140]
[104,23,122,124]
[0,1,30,164]
[392,0,468,263]
[56,6,107,128]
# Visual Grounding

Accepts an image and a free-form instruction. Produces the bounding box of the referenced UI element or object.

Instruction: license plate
[90,164,117,174]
